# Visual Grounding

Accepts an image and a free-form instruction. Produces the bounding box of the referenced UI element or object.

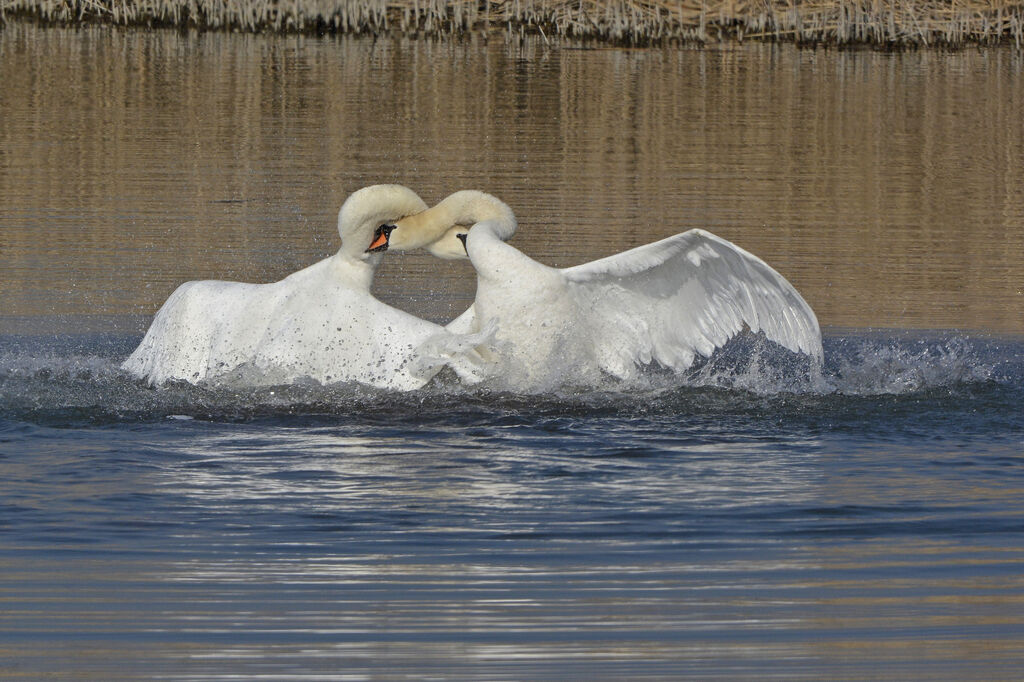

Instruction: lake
[1,22,1023,679]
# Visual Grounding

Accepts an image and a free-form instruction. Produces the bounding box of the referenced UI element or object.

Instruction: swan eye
[367,224,396,253]
[456,233,469,254]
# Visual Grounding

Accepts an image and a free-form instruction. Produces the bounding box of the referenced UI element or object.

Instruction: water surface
[1,23,1024,680]
[2,331,1023,679]
[2,24,1023,333]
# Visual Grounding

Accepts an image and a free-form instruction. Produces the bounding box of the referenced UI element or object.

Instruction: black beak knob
[367,224,397,253]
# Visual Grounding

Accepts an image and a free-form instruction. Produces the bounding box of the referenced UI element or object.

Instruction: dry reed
[2,0,1022,46]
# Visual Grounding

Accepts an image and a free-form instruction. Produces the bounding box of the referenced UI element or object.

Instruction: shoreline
[2,0,1022,48]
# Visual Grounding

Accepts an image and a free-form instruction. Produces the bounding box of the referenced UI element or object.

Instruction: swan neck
[449,191,516,241]
[331,250,379,289]
[399,191,516,247]
[391,209,450,250]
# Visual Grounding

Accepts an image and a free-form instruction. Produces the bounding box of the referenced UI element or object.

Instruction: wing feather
[562,229,822,377]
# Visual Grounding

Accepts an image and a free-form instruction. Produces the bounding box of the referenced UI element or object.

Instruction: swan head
[337,184,428,260]
[424,226,471,260]
[390,190,517,254]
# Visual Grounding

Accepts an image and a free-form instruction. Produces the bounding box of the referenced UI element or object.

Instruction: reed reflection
[2,24,1022,337]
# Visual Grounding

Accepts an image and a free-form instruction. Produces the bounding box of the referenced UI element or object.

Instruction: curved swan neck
[330,250,380,289]
[336,209,386,260]
[392,190,517,249]
[336,184,428,257]
[446,191,517,241]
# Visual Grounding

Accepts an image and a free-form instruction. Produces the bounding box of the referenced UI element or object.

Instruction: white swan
[122,184,461,390]
[395,190,823,391]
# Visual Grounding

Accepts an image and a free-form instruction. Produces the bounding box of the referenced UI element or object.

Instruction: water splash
[827,336,995,395]
[678,333,998,396]
[0,332,1019,426]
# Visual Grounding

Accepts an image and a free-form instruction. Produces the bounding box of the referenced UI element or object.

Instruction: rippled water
[2,22,1024,680]
[2,332,1023,678]
[3,24,1024,334]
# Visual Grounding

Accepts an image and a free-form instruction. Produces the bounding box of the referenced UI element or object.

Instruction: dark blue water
[2,331,1023,679]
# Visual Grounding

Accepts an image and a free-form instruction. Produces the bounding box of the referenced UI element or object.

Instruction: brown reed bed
[2,0,1022,47]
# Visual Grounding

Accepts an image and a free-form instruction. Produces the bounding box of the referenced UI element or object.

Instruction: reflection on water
[3,20,1024,680]
[1,23,1023,334]
[2,373,1023,678]
[1,330,1023,677]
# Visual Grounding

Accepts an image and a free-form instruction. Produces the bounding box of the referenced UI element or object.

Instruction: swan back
[337,184,428,258]
[391,190,517,252]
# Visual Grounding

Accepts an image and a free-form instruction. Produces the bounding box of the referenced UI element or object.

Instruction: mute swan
[395,190,823,390]
[122,184,461,390]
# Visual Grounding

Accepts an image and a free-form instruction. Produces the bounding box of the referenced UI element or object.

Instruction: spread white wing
[561,229,822,378]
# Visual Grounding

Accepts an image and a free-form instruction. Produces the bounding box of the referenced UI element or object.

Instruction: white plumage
[396,191,823,391]
[122,184,449,390]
